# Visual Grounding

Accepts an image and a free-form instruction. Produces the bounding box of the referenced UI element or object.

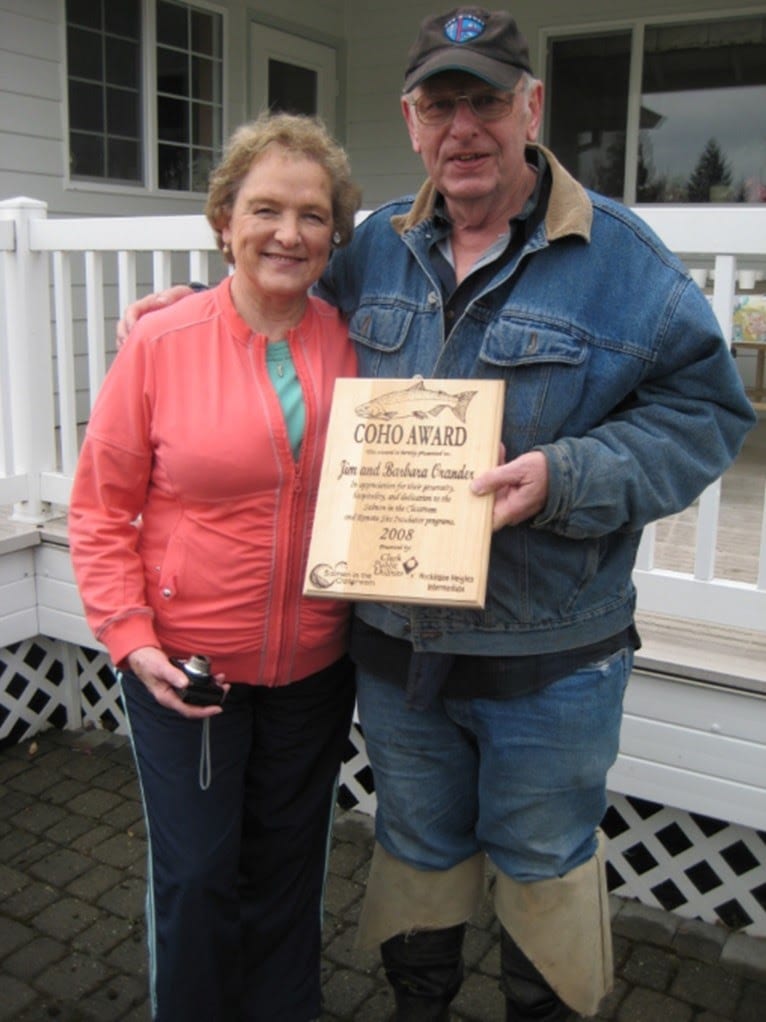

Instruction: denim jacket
[317,145,756,656]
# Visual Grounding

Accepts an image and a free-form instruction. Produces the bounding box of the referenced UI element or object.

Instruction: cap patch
[444,14,486,45]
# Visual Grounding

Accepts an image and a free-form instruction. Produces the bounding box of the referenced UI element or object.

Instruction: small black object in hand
[170,654,225,706]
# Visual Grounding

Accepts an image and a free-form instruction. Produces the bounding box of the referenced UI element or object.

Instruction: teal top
[266,341,304,460]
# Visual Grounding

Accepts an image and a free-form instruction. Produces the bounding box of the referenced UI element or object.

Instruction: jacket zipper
[246,336,301,684]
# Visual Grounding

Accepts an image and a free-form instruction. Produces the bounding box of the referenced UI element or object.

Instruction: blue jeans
[356,647,632,882]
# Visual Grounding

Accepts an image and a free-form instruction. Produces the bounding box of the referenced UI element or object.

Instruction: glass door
[249,23,336,133]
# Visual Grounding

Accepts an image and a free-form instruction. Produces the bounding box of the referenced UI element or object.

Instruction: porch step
[0,511,41,554]
[635,610,766,696]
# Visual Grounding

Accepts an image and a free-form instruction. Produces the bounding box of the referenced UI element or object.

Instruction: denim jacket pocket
[350,301,441,377]
[479,322,589,452]
[349,303,414,355]
[480,320,586,371]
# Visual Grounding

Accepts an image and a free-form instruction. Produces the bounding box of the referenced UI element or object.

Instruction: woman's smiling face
[222,145,334,304]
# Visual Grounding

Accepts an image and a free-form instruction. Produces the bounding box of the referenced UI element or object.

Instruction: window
[156,1,223,192]
[65,0,224,192]
[545,15,766,204]
[66,0,142,183]
[546,32,631,202]
[249,23,337,133]
[267,60,318,118]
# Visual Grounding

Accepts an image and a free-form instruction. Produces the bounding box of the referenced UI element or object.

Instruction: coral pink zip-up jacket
[69,279,356,686]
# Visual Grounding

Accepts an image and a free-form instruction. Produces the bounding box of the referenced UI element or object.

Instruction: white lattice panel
[76,646,127,733]
[338,722,377,816]
[0,637,69,744]
[604,793,766,937]
[0,637,126,744]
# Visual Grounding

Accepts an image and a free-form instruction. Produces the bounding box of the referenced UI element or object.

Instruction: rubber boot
[381,924,466,1021]
[501,928,574,1021]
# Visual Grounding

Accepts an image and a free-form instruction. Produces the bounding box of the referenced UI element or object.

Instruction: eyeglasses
[409,88,519,126]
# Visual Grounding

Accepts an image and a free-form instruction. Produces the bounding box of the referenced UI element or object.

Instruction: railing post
[0,197,57,523]
[711,254,737,346]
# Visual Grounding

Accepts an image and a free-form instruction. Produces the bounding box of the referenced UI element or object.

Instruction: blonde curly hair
[205,113,361,264]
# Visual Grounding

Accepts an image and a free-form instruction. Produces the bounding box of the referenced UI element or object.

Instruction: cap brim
[403,51,526,93]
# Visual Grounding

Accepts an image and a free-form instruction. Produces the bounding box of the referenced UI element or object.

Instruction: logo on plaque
[354,379,476,423]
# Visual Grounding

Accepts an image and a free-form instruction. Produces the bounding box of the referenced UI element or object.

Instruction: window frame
[63,0,227,197]
[540,6,766,205]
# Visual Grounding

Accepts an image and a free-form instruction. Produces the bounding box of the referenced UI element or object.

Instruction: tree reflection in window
[546,16,766,204]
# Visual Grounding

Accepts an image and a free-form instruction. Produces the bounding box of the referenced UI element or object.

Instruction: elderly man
[119,8,755,1020]
[315,8,754,1021]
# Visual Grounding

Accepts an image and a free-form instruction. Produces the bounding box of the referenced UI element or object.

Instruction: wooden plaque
[304,377,505,608]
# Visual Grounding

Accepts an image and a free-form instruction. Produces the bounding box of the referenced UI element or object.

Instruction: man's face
[401,71,542,211]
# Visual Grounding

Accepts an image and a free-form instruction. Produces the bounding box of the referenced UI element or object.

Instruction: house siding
[0,0,347,426]
[0,0,344,217]
[3,1,764,213]
[0,545,38,648]
[0,1,62,205]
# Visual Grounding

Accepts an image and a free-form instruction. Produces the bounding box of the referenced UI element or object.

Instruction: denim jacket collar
[390,143,593,244]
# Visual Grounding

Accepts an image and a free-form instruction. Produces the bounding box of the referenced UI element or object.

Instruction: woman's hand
[126,646,228,718]
[116,286,196,348]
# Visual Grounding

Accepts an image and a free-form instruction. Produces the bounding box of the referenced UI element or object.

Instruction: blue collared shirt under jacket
[315,143,756,658]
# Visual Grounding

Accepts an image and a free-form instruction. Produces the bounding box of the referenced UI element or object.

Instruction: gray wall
[1,0,764,213]
[0,0,344,216]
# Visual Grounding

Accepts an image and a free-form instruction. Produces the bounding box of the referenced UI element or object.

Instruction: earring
[222,242,232,259]
[332,230,341,246]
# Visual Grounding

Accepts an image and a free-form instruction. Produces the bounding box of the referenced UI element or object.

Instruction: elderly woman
[69,114,361,1022]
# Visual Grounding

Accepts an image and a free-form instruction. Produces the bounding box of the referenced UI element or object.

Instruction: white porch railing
[0,196,222,515]
[630,207,766,635]
[1,195,764,636]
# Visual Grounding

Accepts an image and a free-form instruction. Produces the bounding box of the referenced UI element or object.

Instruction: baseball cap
[403,7,533,93]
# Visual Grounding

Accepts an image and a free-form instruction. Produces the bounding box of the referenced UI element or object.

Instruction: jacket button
[427,291,438,305]
[161,587,172,599]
